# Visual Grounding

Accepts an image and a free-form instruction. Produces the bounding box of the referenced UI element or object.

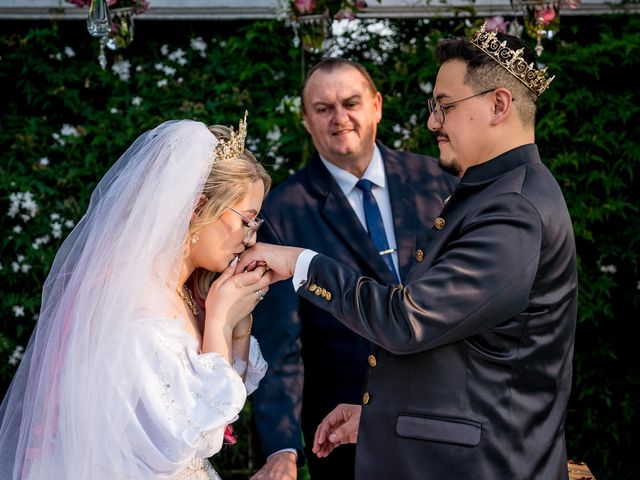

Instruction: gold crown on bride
[470,23,554,97]
[214,111,248,162]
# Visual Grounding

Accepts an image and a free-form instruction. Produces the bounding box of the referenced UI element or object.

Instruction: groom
[242,25,577,480]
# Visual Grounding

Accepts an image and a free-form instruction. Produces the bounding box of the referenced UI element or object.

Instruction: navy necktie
[355,179,400,284]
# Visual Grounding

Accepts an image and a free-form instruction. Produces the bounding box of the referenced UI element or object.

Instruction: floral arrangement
[282,0,374,21]
[66,0,150,15]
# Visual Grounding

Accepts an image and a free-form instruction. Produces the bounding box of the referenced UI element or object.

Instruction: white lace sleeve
[232,336,268,394]
[126,317,247,478]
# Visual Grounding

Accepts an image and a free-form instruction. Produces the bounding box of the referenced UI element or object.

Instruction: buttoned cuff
[292,249,318,292]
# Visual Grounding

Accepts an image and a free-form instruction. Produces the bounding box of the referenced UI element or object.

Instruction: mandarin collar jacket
[299,143,578,479]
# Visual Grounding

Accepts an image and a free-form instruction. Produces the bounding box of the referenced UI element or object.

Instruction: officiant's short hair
[300,57,379,112]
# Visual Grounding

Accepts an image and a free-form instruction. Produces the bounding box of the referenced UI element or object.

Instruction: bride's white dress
[128,317,267,480]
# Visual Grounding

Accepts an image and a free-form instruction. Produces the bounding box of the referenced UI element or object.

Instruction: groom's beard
[438,157,462,177]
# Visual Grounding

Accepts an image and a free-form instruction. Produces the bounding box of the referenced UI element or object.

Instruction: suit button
[415,249,424,262]
[308,284,318,292]
[368,355,377,367]
[434,217,446,230]
[325,291,332,301]
[362,392,370,404]
[314,288,323,296]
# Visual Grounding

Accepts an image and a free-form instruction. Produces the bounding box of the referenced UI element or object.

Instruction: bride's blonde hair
[189,123,271,299]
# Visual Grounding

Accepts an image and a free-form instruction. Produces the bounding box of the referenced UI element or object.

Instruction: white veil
[0,120,220,479]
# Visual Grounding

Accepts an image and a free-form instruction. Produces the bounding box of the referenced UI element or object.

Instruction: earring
[190,232,200,244]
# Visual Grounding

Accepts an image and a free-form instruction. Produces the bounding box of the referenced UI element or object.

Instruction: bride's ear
[191,195,209,223]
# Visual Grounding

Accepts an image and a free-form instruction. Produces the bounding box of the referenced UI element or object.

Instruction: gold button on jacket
[434,217,446,230]
[368,355,377,367]
[362,392,370,404]
[415,249,424,262]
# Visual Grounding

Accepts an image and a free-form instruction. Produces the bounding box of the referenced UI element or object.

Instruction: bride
[0,115,272,479]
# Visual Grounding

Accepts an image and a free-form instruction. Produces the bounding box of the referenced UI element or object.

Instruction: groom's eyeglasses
[225,205,264,245]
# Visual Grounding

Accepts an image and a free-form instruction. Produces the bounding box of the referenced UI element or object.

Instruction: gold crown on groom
[214,111,248,162]
[470,23,555,97]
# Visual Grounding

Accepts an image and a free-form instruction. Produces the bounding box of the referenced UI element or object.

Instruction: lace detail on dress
[171,457,221,480]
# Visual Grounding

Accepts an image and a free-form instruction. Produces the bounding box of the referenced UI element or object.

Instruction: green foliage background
[1,12,638,480]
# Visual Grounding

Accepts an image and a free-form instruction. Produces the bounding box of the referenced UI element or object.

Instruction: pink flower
[484,15,510,33]
[293,0,317,14]
[537,6,556,25]
[224,425,237,445]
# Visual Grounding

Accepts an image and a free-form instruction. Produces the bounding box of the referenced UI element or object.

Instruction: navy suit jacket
[297,145,577,479]
[252,142,457,464]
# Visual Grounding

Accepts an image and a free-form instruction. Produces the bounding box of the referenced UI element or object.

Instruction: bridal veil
[0,120,221,478]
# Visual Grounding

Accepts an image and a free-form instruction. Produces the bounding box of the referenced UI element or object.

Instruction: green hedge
[1,13,638,480]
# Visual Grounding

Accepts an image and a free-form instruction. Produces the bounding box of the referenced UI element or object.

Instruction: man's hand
[250,451,297,480]
[312,403,361,458]
[237,243,304,284]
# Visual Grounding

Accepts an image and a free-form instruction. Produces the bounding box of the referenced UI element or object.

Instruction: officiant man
[250,58,456,479]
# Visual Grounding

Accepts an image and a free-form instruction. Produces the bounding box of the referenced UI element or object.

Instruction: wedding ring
[255,289,265,301]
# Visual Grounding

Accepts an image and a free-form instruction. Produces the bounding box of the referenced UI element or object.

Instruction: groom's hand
[251,451,297,480]
[312,403,361,458]
[237,243,304,284]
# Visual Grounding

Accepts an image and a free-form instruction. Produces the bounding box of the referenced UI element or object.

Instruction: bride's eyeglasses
[225,205,264,244]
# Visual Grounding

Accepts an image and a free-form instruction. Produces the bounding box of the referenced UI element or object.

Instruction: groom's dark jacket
[252,142,456,475]
[297,144,577,479]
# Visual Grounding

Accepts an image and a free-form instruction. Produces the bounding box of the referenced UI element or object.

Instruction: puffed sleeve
[126,317,247,477]
[232,336,268,394]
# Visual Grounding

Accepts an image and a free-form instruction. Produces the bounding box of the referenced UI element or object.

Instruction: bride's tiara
[214,111,248,162]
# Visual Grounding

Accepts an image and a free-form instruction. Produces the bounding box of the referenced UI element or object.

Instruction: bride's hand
[204,258,272,332]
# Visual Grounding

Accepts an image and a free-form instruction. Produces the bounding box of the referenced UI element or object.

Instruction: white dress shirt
[292,146,400,291]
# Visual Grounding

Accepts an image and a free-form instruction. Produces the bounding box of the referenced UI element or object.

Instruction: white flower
[50,213,60,220]
[52,132,65,146]
[600,264,617,274]
[112,59,131,82]
[190,37,207,57]
[12,306,25,318]
[60,124,79,137]
[131,96,142,106]
[21,264,31,273]
[51,221,62,238]
[419,82,433,95]
[64,46,76,58]
[8,192,38,218]
[168,48,186,63]
[160,44,170,56]
[266,125,282,143]
[12,262,19,273]
[392,124,402,133]
[39,156,49,166]
[64,219,75,228]
[8,345,24,366]
[409,114,417,126]
[12,225,22,233]
[393,139,402,149]
[135,65,144,72]
[162,66,176,76]
[157,79,168,88]
[110,107,119,114]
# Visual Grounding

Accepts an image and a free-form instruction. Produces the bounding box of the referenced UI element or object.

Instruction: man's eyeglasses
[225,205,264,244]
[427,89,496,125]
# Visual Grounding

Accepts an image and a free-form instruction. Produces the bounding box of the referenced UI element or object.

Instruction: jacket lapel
[307,154,397,284]
[381,144,418,282]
